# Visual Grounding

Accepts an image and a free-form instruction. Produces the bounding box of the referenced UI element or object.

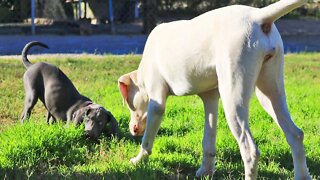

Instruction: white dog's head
[118,71,149,136]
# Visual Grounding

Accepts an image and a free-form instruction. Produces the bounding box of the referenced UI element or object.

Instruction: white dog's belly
[165,63,218,96]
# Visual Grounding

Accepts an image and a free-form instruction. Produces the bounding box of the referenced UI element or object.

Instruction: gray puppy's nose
[85,130,91,138]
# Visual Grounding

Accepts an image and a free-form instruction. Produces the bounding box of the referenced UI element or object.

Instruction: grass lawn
[0,53,319,179]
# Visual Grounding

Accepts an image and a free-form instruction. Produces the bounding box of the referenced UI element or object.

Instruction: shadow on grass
[258,155,320,179]
[261,150,319,178]
[1,125,318,180]
[0,165,179,180]
[209,147,319,179]
[306,157,320,177]
[1,151,319,180]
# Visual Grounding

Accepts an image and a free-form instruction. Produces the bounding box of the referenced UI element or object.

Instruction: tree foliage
[156,0,319,17]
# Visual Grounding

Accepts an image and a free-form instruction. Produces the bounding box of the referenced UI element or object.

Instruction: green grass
[0,53,319,179]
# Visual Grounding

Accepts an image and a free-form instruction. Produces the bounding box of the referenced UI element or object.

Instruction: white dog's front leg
[196,89,219,177]
[130,98,166,164]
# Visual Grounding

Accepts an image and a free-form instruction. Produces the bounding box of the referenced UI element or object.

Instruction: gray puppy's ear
[72,107,87,126]
[107,112,119,137]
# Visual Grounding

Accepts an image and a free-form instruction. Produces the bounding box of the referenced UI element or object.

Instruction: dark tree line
[155,0,319,16]
[0,0,318,34]
[0,0,74,23]
[140,0,319,33]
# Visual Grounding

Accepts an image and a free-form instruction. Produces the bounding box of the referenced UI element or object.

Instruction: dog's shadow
[3,116,317,179]
[205,149,320,179]
[2,126,319,179]
[99,116,320,179]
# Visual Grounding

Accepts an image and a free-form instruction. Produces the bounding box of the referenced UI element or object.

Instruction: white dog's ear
[118,71,137,106]
[118,76,129,106]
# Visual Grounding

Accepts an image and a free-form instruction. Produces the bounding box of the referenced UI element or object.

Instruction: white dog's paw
[130,148,150,165]
[196,166,215,178]
[130,157,141,165]
[294,174,312,180]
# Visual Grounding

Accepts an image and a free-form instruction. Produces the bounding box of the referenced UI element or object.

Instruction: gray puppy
[20,41,118,139]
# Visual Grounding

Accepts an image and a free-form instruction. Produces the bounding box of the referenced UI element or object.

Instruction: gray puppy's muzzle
[73,104,119,139]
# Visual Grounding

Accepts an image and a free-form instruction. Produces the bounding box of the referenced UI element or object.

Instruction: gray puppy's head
[73,104,118,139]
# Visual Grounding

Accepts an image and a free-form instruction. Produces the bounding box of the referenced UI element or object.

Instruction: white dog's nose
[133,124,139,133]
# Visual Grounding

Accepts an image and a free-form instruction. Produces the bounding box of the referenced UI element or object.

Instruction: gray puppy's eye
[86,108,92,116]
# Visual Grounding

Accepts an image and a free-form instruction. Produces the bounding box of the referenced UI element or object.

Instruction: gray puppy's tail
[22,41,49,69]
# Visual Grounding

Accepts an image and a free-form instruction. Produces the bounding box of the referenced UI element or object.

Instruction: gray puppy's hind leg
[20,90,38,124]
[46,112,50,124]
[46,112,56,124]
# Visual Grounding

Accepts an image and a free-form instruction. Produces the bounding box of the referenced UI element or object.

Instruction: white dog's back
[140,4,285,95]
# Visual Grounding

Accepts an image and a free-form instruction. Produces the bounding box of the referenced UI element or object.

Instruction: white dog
[118,0,311,179]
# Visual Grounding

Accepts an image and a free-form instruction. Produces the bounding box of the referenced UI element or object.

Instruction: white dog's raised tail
[253,0,307,22]
[252,0,307,33]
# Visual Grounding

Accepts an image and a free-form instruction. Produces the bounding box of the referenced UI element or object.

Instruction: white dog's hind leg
[255,53,311,180]
[217,53,261,179]
[196,89,220,177]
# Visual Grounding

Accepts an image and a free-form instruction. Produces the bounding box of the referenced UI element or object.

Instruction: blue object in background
[0,34,319,55]
[0,35,147,55]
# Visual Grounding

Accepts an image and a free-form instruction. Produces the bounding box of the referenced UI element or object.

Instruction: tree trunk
[143,0,157,34]
[19,0,29,20]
